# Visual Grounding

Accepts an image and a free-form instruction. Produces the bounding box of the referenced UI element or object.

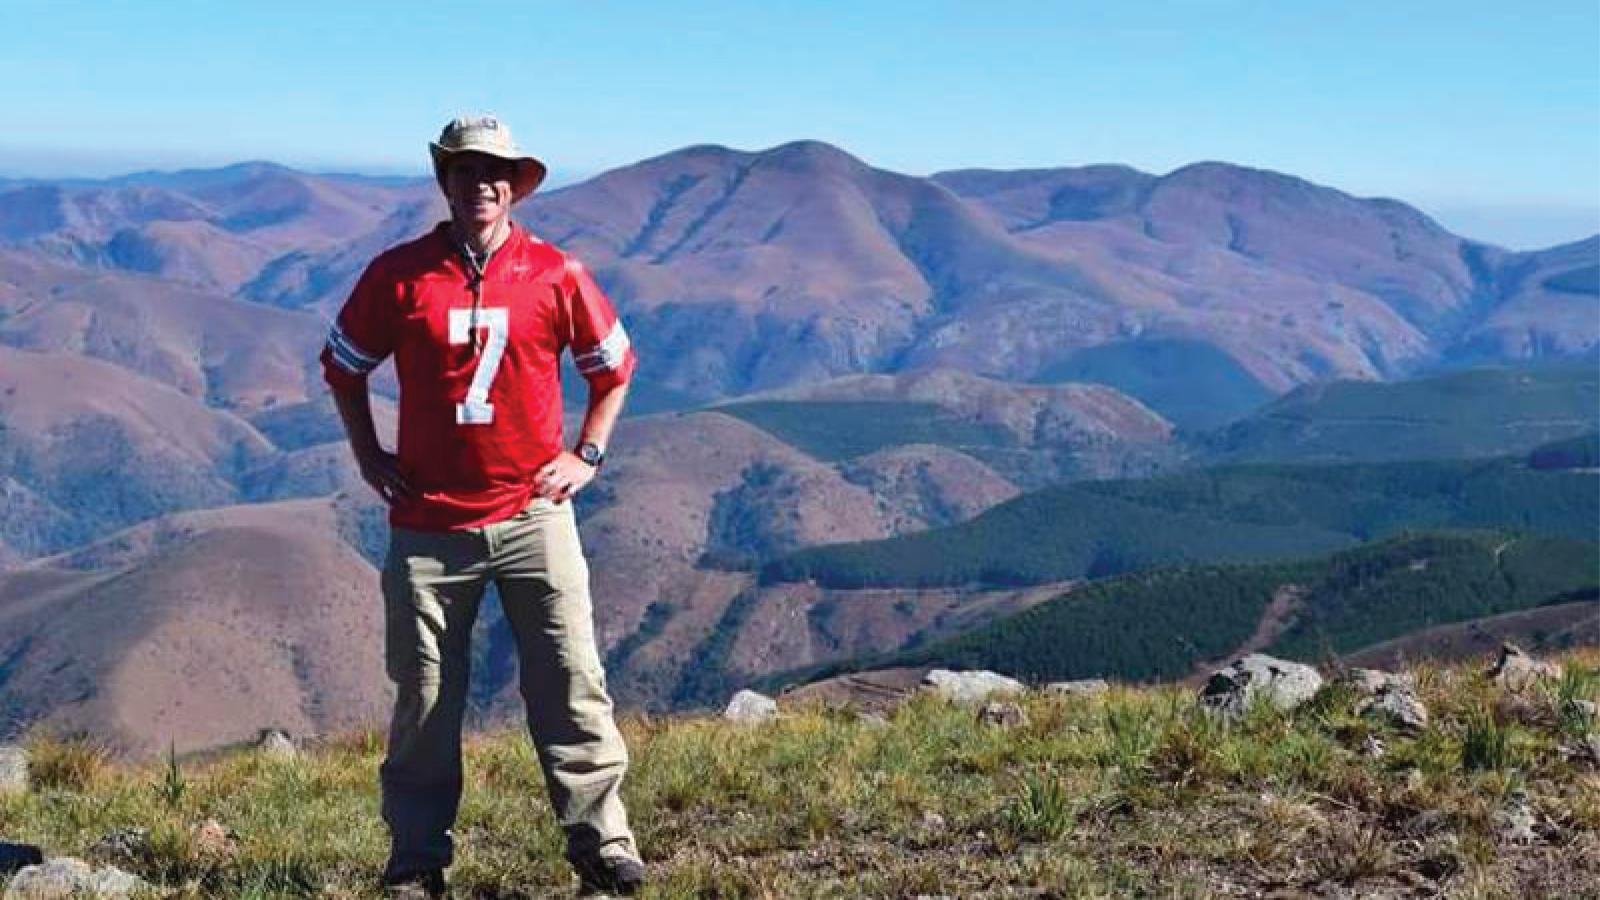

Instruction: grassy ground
[2,651,1597,898]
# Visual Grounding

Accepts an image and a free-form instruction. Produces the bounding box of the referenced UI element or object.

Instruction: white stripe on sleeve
[574,320,631,374]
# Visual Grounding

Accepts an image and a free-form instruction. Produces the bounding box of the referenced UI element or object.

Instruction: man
[321,114,644,898]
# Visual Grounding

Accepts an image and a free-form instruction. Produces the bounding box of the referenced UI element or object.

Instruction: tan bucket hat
[428,114,547,203]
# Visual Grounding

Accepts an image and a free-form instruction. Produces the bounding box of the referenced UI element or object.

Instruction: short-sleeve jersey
[320,222,636,532]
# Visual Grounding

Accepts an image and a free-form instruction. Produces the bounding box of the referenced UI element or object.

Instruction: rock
[1339,668,1429,733]
[722,689,778,724]
[0,745,27,795]
[254,728,299,761]
[1492,792,1538,845]
[88,829,149,866]
[917,810,947,833]
[1200,654,1323,718]
[921,669,1025,707]
[1570,699,1599,723]
[1488,643,1563,693]
[978,701,1028,729]
[1340,668,1415,696]
[4,858,147,899]
[1368,688,1430,733]
[1361,734,1387,759]
[1560,734,1600,768]
[1044,679,1110,697]
[0,844,43,876]
[190,818,237,863]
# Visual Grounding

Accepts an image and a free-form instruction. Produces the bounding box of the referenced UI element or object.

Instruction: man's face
[444,152,515,226]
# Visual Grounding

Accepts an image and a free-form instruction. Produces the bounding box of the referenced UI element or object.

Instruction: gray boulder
[921,669,1025,707]
[722,689,778,724]
[1201,654,1323,718]
[4,858,147,899]
[1489,643,1563,693]
[0,745,26,795]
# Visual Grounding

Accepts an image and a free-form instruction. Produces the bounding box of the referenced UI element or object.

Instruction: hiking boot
[575,855,646,897]
[383,869,446,899]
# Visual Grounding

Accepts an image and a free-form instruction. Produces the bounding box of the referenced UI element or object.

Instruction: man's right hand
[357,448,413,506]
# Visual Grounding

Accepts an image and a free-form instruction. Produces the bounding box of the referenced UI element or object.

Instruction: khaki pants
[379,498,636,880]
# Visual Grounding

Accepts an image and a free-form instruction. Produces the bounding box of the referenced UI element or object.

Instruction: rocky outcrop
[1339,668,1429,733]
[723,690,778,724]
[254,728,299,761]
[1489,643,1564,693]
[921,669,1025,707]
[1200,654,1323,718]
[4,858,147,899]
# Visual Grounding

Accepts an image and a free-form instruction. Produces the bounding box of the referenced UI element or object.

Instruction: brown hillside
[0,249,325,409]
[0,498,387,758]
[0,165,437,296]
[0,347,276,558]
[1343,601,1600,670]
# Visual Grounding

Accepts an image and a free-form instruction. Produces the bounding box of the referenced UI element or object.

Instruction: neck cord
[458,217,507,352]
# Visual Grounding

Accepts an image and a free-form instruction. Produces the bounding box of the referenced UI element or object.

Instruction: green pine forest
[761,452,1599,589]
[798,530,1597,687]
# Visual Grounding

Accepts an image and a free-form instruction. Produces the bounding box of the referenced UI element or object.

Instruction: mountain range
[0,142,1594,754]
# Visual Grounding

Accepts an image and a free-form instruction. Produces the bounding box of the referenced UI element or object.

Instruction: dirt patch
[778,667,930,715]
[1189,583,1308,679]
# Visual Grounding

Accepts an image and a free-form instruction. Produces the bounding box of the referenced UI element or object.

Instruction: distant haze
[1424,204,1600,253]
[0,147,1593,253]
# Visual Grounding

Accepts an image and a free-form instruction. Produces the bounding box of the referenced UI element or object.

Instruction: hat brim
[429,143,548,203]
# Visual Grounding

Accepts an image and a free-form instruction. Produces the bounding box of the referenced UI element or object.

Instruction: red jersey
[321,223,637,531]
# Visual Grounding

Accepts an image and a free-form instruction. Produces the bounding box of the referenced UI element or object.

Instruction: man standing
[321,114,644,898]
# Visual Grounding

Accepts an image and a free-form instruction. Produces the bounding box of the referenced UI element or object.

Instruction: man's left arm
[536,381,629,502]
[535,258,637,503]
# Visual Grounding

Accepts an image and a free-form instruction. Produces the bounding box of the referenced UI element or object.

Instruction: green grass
[3,652,1596,897]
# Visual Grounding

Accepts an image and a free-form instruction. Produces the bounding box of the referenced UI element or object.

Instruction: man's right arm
[322,257,404,505]
[331,385,411,506]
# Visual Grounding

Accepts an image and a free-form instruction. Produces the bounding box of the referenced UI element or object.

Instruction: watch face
[579,443,603,465]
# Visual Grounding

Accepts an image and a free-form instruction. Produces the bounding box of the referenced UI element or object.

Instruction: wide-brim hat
[428,114,547,203]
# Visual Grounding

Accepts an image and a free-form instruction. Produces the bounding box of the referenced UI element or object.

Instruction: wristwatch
[575,441,605,468]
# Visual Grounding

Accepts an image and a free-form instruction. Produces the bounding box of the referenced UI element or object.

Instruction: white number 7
[449,307,510,424]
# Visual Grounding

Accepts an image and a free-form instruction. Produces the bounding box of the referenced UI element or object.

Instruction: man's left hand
[535,451,597,503]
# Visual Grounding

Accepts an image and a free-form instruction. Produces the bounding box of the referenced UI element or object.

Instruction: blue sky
[1,1,1595,249]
